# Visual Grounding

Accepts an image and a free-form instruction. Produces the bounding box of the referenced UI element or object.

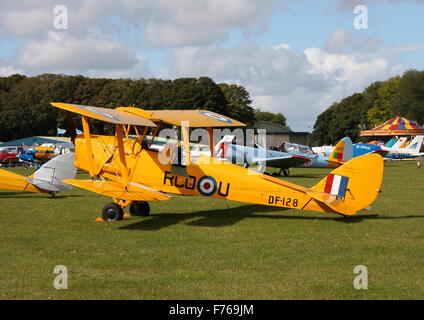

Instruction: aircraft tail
[405,135,424,153]
[306,153,384,215]
[215,135,235,158]
[0,168,45,193]
[327,137,353,167]
[391,137,407,149]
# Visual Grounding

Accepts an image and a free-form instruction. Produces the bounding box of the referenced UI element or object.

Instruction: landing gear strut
[282,168,290,177]
[102,203,124,221]
[129,201,150,216]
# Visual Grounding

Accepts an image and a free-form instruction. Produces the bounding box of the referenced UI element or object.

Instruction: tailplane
[306,153,383,215]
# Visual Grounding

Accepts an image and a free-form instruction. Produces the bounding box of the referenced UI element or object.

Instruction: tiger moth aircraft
[50,102,384,221]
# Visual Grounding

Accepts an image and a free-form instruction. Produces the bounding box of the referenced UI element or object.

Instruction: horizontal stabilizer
[63,179,173,202]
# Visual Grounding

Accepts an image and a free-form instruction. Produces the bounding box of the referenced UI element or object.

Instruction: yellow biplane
[50,102,384,221]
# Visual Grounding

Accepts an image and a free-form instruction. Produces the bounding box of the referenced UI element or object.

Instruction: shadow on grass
[0,192,82,199]
[119,203,423,231]
[335,214,424,223]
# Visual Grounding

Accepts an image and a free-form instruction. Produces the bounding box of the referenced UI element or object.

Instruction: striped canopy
[373,116,423,130]
[361,116,424,136]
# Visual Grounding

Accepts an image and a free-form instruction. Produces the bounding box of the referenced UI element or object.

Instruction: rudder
[307,153,383,215]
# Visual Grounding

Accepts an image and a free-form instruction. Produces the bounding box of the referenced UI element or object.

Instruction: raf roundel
[199,111,233,124]
[197,176,217,197]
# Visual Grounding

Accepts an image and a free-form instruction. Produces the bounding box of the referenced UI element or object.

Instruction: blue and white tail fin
[405,135,424,153]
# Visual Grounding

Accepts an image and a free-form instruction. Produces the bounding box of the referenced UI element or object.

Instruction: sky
[0,0,423,131]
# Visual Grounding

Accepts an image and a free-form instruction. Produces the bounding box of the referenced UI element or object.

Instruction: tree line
[312,69,424,145]
[0,74,288,142]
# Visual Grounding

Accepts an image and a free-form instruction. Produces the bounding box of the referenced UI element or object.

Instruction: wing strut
[116,125,129,188]
[207,127,214,158]
[82,116,96,178]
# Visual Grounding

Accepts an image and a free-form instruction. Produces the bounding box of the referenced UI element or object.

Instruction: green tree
[367,76,400,127]
[219,83,255,125]
[254,109,288,128]
[392,69,424,125]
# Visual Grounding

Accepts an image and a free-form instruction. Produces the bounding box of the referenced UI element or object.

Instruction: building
[253,121,311,147]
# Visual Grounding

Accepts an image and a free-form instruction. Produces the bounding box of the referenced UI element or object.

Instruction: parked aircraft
[0,146,24,166]
[49,102,384,220]
[352,136,424,159]
[216,137,353,176]
[383,135,424,159]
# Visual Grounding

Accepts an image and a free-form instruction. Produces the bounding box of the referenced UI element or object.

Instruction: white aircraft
[382,135,424,159]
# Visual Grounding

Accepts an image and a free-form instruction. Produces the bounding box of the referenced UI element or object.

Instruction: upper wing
[255,155,310,169]
[117,107,246,127]
[51,103,156,127]
[63,179,173,202]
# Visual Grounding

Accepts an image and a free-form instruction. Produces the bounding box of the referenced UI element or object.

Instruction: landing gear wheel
[282,169,290,177]
[102,203,124,221]
[129,201,150,216]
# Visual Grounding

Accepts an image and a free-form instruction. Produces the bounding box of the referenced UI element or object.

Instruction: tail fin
[215,135,235,158]
[405,135,423,153]
[391,137,407,149]
[306,153,383,215]
[327,137,353,167]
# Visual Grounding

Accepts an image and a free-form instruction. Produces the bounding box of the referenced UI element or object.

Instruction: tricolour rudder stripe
[306,153,384,215]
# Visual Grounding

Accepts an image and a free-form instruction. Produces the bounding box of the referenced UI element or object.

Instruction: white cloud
[141,0,281,46]
[0,0,422,131]
[0,0,282,46]
[324,29,352,53]
[14,31,145,76]
[166,43,405,131]
[0,64,23,76]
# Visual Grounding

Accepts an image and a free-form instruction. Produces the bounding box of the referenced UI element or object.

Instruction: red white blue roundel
[197,176,217,196]
[199,111,233,124]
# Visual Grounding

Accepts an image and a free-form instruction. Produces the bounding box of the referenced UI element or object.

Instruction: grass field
[0,161,423,299]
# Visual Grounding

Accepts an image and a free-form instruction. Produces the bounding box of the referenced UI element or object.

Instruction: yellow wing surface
[63,179,173,202]
[117,107,246,127]
[51,102,157,127]
[0,169,45,193]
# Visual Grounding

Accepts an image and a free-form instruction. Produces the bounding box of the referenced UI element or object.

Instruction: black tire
[102,203,124,221]
[129,201,150,216]
[283,169,290,177]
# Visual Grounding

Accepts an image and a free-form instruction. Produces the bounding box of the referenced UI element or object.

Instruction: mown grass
[0,161,423,299]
